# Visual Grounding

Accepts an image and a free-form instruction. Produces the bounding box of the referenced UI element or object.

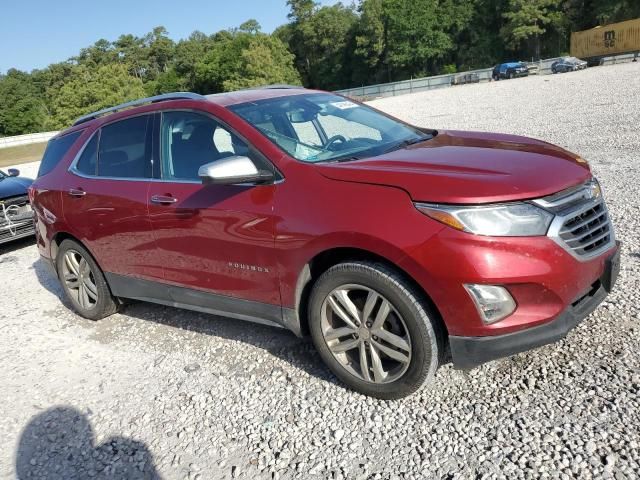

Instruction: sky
[0,0,338,73]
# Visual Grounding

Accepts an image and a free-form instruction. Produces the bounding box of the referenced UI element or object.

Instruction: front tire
[308,261,442,399]
[56,239,118,320]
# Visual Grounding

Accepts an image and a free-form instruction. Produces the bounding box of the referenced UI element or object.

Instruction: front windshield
[0,170,5,179]
[229,93,429,163]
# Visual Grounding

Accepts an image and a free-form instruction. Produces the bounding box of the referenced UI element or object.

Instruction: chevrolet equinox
[30,88,620,399]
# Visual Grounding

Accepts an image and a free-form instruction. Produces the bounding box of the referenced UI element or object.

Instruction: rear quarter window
[37,131,83,177]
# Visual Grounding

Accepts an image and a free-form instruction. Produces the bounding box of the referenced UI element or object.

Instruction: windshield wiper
[316,154,366,164]
[382,135,430,155]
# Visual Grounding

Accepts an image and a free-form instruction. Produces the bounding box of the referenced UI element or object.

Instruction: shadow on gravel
[0,235,35,255]
[32,256,67,301]
[120,300,339,385]
[16,406,160,479]
[31,258,340,387]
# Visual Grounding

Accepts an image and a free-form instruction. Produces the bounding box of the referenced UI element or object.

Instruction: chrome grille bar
[560,209,607,234]
[537,179,615,261]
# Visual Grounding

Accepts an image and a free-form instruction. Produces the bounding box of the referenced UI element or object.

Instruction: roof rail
[253,84,305,90]
[72,92,206,126]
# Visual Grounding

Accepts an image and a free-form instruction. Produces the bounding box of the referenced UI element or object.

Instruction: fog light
[464,284,516,324]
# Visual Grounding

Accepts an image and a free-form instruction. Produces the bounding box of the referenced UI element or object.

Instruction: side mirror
[7,168,19,177]
[198,156,274,186]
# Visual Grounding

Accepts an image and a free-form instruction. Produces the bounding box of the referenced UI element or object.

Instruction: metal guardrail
[335,53,638,100]
[0,131,59,150]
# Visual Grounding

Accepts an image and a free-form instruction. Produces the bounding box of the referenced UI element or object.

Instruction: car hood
[0,176,33,199]
[315,130,591,204]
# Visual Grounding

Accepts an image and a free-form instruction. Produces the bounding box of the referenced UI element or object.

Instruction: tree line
[1,0,638,136]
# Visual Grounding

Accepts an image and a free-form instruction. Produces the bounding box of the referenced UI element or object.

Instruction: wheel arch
[50,232,101,274]
[290,247,448,345]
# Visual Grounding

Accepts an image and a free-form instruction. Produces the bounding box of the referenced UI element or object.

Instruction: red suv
[31,88,620,398]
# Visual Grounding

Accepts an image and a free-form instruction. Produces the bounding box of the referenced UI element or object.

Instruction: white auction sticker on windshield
[330,101,358,110]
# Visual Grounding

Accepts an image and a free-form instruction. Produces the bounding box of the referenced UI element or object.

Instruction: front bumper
[0,218,35,244]
[0,197,35,245]
[449,243,620,369]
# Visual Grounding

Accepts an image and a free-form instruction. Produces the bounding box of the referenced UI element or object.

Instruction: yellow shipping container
[571,18,640,60]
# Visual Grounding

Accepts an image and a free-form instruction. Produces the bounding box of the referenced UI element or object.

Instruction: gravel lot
[1,63,639,480]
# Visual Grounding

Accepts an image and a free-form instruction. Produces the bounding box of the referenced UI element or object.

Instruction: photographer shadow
[16,406,160,480]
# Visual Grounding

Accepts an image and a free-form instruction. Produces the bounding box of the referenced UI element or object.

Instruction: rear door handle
[68,188,86,197]
[150,194,178,205]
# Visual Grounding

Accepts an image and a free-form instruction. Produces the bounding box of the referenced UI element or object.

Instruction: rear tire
[56,239,118,320]
[308,261,442,399]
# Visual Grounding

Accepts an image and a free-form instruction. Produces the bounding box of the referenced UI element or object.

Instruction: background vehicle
[491,62,529,80]
[31,89,619,399]
[0,168,34,245]
[451,72,480,86]
[571,18,640,65]
[551,57,588,73]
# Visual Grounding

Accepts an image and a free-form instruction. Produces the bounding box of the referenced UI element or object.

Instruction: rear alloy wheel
[309,261,442,399]
[56,239,118,320]
[62,250,99,309]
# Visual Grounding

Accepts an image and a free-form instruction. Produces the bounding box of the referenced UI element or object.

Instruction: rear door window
[97,115,152,178]
[37,131,82,177]
[75,133,98,176]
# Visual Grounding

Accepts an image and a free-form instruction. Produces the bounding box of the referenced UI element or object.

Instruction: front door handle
[68,188,86,197]
[150,194,178,205]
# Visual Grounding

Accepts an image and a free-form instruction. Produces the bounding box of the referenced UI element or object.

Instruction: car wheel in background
[56,239,119,320]
[308,261,442,399]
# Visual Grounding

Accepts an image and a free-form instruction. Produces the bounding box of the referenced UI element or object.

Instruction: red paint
[32,88,616,339]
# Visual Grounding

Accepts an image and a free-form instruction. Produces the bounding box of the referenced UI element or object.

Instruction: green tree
[353,0,471,83]
[172,31,217,93]
[113,34,148,79]
[592,0,640,24]
[0,70,45,136]
[501,0,563,59]
[75,39,118,68]
[145,26,176,79]
[239,19,262,34]
[46,64,146,129]
[223,35,302,91]
[455,0,509,70]
[195,29,301,93]
[280,3,358,89]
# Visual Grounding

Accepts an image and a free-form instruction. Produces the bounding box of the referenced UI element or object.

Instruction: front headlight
[415,202,553,236]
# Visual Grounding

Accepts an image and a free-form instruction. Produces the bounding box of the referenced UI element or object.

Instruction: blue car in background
[0,168,34,246]
[492,62,529,80]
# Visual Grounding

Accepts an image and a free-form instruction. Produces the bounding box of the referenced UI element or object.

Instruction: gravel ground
[1,63,639,480]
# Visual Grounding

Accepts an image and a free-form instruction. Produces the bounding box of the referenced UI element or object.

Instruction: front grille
[0,220,34,242]
[0,195,34,243]
[559,202,612,256]
[534,179,615,260]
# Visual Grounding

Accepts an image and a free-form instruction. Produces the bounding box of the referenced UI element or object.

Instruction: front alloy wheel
[309,261,442,399]
[321,285,412,384]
